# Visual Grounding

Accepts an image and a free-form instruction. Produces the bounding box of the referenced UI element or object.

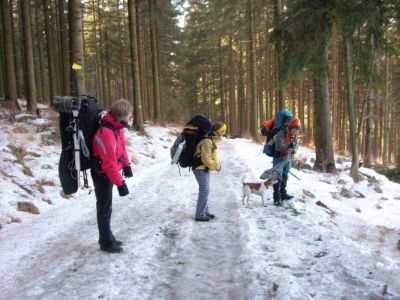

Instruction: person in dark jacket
[272,118,301,206]
[91,99,133,253]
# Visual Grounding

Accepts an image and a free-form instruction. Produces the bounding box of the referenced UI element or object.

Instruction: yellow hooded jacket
[194,136,221,171]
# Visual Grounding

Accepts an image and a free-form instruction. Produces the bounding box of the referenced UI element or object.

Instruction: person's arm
[120,131,133,178]
[274,130,286,154]
[200,139,221,171]
[120,131,131,167]
[93,129,124,186]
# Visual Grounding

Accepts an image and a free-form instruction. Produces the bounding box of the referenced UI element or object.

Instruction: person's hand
[123,166,133,178]
[117,182,129,196]
[288,142,295,149]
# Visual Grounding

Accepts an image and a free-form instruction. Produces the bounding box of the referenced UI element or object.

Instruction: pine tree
[1,0,19,110]
[68,0,86,95]
[128,0,144,129]
[272,0,336,172]
[20,0,37,113]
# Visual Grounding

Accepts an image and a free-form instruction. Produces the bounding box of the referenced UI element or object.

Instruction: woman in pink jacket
[91,99,133,253]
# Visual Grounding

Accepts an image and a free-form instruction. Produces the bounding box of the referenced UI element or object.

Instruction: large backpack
[170,115,212,169]
[58,95,102,194]
[261,109,293,157]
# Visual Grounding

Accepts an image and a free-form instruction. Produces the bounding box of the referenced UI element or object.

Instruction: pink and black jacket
[92,113,130,187]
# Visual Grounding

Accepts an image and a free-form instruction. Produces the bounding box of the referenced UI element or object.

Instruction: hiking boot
[206,213,215,219]
[281,193,294,201]
[273,181,282,206]
[195,215,211,222]
[113,240,123,246]
[99,239,123,246]
[100,243,124,254]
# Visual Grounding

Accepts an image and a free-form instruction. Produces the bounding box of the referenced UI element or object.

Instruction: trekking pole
[71,63,82,186]
[287,149,300,180]
[289,171,301,180]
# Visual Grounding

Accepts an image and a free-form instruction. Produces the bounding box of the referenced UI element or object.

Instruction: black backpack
[58,95,102,194]
[170,115,212,169]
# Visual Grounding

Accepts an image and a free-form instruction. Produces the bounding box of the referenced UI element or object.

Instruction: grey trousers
[193,169,210,218]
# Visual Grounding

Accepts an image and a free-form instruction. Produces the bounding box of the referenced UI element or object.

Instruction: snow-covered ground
[0,110,399,299]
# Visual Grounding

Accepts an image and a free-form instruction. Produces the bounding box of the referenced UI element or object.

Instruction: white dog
[242,179,275,207]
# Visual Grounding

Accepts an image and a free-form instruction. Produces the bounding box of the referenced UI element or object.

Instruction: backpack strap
[99,120,118,137]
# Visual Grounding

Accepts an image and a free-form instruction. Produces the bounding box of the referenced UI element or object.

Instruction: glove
[288,142,295,149]
[117,182,129,197]
[123,166,133,178]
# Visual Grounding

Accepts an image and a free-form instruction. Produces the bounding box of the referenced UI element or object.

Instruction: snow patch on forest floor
[0,110,399,299]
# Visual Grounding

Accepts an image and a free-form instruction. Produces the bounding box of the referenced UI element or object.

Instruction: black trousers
[91,169,116,247]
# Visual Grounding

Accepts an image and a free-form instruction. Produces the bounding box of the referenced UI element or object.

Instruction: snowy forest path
[147,140,256,300]
[0,140,258,300]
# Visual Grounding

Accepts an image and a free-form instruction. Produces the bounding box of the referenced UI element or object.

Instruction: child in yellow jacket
[192,121,226,221]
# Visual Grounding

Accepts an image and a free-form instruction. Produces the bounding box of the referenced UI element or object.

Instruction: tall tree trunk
[264,29,271,119]
[136,0,148,119]
[52,1,62,94]
[128,0,144,129]
[97,0,107,107]
[68,0,85,96]
[299,79,304,130]
[228,34,235,136]
[21,0,37,113]
[218,37,225,121]
[90,0,101,102]
[1,0,19,110]
[306,77,312,144]
[383,53,390,165]
[364,89,373,167]
[117,0,127,99]
[274,0,285,110]
[43,0,58,100]
[12,2,24,99]
[34,1,47,103]
[0,10,5,97]
[344,37,360,181]
[148,0,161,123]
[238,42,245,134]
[331,24,339,141]
[58,0,70,95]
[312,45,335,172]
[248,0,258,139]
[104,28,112,104]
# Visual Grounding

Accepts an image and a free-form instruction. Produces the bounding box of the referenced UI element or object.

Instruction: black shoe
[113,240,123,246]
[274,200,282,206]
[99,239,123,246]
[206,213,215,219]
[100,243,124,254]
[281,194,294,201]
[195,215,210,222]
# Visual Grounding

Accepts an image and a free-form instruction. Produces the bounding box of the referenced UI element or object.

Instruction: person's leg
[193,169,210,219]
[91,170,114,247]
[272,158,282,206]
[281,160,293,200]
